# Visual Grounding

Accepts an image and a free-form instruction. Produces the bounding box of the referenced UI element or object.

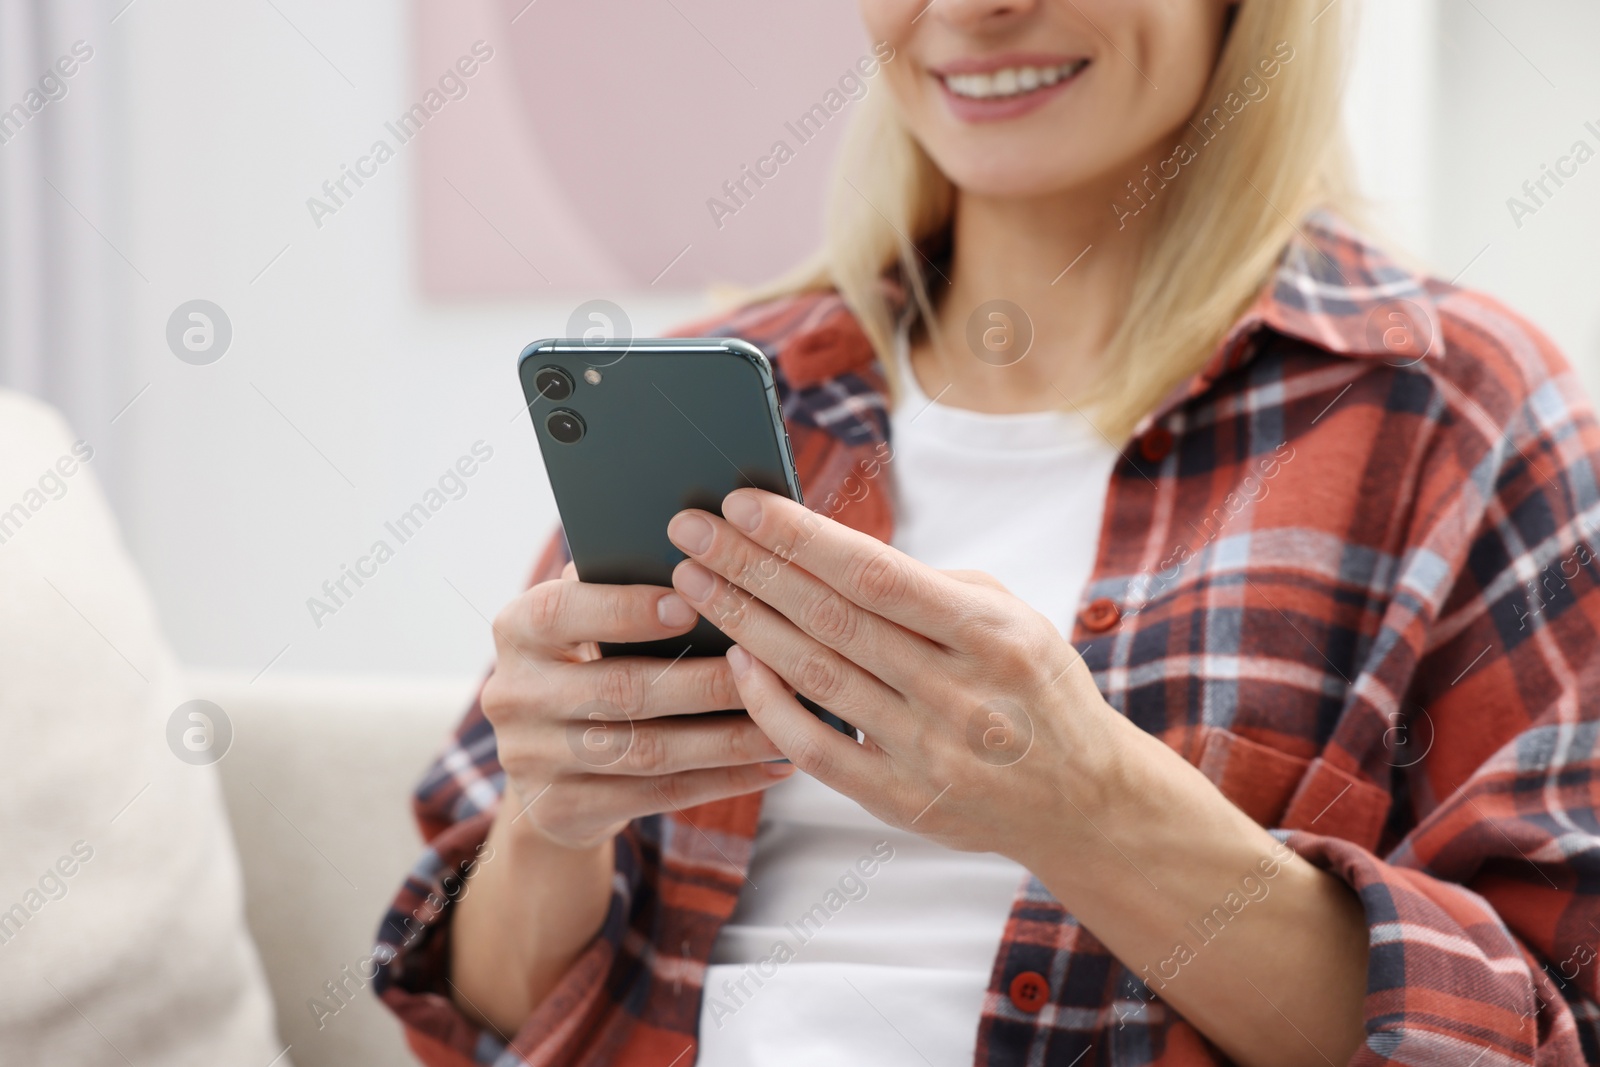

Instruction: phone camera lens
[545,409,585,444]
[534,366,574,401]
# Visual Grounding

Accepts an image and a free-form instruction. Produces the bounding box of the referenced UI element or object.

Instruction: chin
[929,147,1107,203]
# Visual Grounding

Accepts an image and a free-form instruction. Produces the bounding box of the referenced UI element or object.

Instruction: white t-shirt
[695,320,1121,1065]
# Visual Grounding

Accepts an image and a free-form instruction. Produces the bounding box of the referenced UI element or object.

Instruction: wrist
[1000,687,1135,873]
[452,800,616,1035]
[1023,707,1287,914]
[1015,701,1186,894]
[499,776,625,856]
[491,795,615,899]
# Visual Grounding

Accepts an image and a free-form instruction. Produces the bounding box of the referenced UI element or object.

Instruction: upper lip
[928,53,1089,77]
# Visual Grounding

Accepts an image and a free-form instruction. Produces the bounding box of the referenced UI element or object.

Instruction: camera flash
[583,368,602,385]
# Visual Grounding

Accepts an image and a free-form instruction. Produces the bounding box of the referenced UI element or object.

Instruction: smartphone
[518,337,854,738]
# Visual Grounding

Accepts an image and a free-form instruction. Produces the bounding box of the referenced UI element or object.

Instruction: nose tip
[931,0,1043,30]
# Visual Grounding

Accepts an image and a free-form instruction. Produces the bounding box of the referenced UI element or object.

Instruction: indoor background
[6,0,1596,680]
[1,1,1596,1064]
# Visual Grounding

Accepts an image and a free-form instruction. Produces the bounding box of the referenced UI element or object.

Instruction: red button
[1009,970,1050,1013]
[1139,426,1173,463]
[1079,597,1120,633]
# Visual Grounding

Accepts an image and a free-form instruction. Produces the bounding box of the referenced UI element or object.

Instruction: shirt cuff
[1279,828,1578,1065]
[373,814,641,1067]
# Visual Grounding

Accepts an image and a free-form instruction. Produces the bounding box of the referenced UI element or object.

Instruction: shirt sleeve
[1281,308,1600,1065]
[369,530,651,1067]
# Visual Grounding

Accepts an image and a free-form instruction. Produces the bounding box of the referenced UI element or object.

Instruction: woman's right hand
[479,562,796,849]
[451,565,793,1039]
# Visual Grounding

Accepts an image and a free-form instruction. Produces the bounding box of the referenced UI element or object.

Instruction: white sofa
[200,670,481,1067]
[0,387,493,1066]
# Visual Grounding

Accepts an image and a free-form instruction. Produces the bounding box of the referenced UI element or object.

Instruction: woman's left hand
[666,487,1134,864]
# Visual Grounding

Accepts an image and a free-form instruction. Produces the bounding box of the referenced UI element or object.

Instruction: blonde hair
[737,0,1357,442]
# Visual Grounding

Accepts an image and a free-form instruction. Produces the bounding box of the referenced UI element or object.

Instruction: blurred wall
[116,0,713,681]
[90,0,1600,680]
[1431,0,1600,402]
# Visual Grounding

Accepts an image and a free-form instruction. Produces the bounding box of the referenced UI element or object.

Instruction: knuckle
[787,734,832,779]
[626,726,668,774]
[727,724,772,764]
[795,649,847,705]
[950,609,992,648]
[997,616,1054,673]
[702,663,741,711]
[497,733,551,781]
[802,590,858,647]
[479,672,510,725]
[848,551,911,609]
[480,669,540,732]
[707,586,751,631]
[654,771,692,808]
[597,661,648,717]
[726,727,758,764]
[604,586,642,634]
[776,515,818,560]
[720,763,763,797]
[490,601,520,644]
[749,550,784,588]
[950,595,1009,649]
[523,580,568,636]
[727,552,762,593]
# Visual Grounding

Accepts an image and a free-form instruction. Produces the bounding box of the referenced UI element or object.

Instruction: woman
[375,1,1600,1064]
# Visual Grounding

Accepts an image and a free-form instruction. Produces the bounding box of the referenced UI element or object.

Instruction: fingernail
[657,592,695,628]
[667,512,714,555]
[726,644,753,676]
[763,759,794,776]
[675,561,716,602]
[722,492,762,533]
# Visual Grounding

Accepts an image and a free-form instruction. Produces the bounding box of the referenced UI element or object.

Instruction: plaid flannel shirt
[373,213,1600,1066]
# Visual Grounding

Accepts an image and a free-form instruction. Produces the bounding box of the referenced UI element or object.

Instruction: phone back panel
[519,338,801,660]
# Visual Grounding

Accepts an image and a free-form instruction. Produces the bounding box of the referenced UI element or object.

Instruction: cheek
[1056,1,1225,164]
[856,0,915,48]
[857,0,920,104]
[1135,2,1228,121]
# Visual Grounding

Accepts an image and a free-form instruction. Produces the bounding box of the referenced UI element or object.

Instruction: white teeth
[942,60,1085,100]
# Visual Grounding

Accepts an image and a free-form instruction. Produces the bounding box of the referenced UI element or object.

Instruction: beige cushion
[202,670,474,1067]
[0,390,286,1066]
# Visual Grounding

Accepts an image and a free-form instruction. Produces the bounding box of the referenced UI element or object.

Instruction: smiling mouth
[938,59,1090,101]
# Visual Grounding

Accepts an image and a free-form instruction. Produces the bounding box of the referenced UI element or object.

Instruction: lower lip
[935,66,1086,123]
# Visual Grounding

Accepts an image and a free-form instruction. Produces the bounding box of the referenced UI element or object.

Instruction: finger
[940,569,1010,593]
[557,711,785,776]
[629,761,798,816]
[505,578,699,653]
[666,507,930,691]
[725,645,879,794]
[672,558,899,733]
[555,562,599,660]
[717,489,1001,650]
[514,761,795,840]
[556,655,745,720]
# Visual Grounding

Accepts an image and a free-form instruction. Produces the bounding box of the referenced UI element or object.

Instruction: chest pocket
[1191,726,1392,852]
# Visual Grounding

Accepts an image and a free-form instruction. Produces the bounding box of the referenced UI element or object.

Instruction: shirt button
[1009,970,1050,1013]
[1139,426,1173,463]
[1079,597,1120,633]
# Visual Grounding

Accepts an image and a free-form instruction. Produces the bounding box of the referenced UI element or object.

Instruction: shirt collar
[779,211,1444,423]
[1207,210,1445,370]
